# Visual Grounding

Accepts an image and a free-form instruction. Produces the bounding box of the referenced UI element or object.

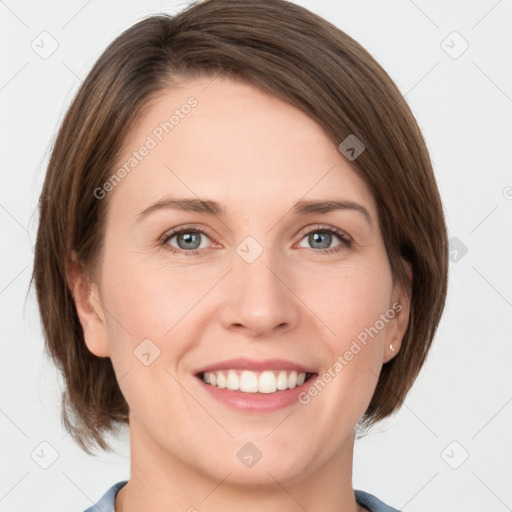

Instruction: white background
[1,0,511,510]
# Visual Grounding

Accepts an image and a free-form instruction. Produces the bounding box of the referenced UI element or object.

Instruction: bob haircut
[32,0,448,454]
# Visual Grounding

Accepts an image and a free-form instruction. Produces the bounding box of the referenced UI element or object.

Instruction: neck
[116,415,363,512]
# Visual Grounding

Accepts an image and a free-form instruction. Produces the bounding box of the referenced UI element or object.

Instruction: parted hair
[32,0,448,454]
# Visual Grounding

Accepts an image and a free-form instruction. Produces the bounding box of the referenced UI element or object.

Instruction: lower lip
[195,374,318,412]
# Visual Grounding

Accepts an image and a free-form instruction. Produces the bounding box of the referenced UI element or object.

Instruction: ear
[382,258,412,364]
[66,250,110,358]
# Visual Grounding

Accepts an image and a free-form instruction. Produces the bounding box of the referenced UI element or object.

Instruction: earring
[389,343,395,352]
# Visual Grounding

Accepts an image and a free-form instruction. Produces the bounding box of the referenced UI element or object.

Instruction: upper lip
[194,358,317,375]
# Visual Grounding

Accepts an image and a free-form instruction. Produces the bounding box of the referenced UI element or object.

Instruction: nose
[219,248,300,338]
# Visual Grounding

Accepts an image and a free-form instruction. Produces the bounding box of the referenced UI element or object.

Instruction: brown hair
[32,0,448,454]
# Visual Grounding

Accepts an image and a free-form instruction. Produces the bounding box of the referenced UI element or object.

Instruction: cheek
[101,270,177,345]
[296,265,393,432]
[295,255,393,343]
[97,253,217,379]
[295,256,393,406]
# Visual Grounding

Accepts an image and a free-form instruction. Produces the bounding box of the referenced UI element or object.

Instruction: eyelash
[159,224,353,257]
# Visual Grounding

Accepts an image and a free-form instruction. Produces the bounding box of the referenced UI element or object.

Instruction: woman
[32,1,448,510]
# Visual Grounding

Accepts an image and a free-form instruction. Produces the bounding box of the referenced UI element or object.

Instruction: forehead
[107,77,376,220]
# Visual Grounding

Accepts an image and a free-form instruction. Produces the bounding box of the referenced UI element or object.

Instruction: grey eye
[307,231,333,249]
[165,230,211,251]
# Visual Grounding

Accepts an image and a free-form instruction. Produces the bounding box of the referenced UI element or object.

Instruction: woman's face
[78,76,410,487]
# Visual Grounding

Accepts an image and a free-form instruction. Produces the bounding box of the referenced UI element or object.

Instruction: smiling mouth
[196,369,316,394]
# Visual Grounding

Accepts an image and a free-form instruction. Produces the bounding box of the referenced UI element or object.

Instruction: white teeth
[201,369,309,393]
[216,371,227,388]
[227,370,239,390]
[240,370,259,392]
[259,371,277,393]
[276,370,289,390]
[288,370,297,388]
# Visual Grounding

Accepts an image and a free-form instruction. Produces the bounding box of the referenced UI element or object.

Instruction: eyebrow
[135,197,372,226]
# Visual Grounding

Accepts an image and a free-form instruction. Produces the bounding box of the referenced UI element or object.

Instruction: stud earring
[389,343,395,352]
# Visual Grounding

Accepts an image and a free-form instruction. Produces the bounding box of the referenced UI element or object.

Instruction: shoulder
[355,489,403,512]
[82,481,128,512]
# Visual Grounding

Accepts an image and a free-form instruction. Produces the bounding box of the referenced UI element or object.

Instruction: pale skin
[67,76,411,512]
